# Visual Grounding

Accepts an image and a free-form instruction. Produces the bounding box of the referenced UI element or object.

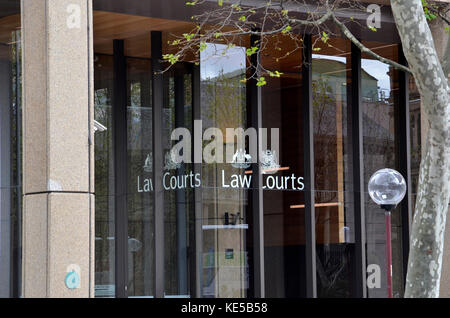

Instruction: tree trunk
[390,0,450,297]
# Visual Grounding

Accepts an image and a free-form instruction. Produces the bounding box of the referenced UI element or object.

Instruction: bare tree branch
[164,0,411,78]
[330,12,412,74]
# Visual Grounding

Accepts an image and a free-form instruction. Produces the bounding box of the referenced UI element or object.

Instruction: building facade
[0,0,449,298]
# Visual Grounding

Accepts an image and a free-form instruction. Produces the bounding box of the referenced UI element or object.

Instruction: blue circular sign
[65,272,80,289]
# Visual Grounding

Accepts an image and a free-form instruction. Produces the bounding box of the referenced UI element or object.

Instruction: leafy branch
[160,0,412,84]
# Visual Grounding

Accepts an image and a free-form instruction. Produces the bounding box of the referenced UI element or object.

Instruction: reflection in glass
[200,43,249,298]
[94,54,115,297]
[362,44,403,298]
[163,68,195,297]
[312,42,355,297]
[261,38,306,297]
[126,58,154,297]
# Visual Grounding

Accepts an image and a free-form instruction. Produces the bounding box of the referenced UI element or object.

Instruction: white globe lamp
[368,168,407,299]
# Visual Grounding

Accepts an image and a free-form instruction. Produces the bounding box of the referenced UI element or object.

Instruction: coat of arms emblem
[231,148,252,169]
[260,150,280,174]
[164,149,182,171]
[143,153,152,172]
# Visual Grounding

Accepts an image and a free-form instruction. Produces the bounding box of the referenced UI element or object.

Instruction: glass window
[126,57,154,297]
[261,34,307,298]
[362,42,403,298]
[94,54,115,297]
[91,7,413,299]
[0,0,21,298]
[199,42,250,298]
[312,38,355,298]
[162,66,195,297]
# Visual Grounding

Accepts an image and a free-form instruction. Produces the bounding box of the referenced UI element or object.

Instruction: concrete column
[21,0,94,297]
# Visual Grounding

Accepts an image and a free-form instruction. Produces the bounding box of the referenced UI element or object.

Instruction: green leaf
[281,25,292,34]
[183,33,195,41]
[268,70,283,78]
[162,54,180,65]
[199,42,207,52]
[321,32,329,43]
[218,0,223,6]
[256,77,267,86]
[246,46,259,56]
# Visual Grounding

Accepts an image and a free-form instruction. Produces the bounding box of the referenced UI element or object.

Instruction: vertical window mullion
[247,32,265,298]
[349,42,367,298]
[151,31,165,298]
[302,34,317,298]
[174,69,188,295]
[191,65,202,298]
[113,39,129,298]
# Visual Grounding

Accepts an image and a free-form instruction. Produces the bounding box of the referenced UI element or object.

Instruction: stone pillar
[21,0,94,297]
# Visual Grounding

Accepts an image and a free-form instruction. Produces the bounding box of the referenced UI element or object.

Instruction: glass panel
[362,43,403,298]
[126,57,154,297]
[200,43,250,298]
[312,38,355,298]
[163,68,195,297]
[94,54,115,297]
[261,35,307,297]
[0,0,22,298]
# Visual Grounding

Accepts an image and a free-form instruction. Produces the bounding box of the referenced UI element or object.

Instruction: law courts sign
[137,120,305,192]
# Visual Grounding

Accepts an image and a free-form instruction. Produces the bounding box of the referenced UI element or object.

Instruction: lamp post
[368,168,407,298]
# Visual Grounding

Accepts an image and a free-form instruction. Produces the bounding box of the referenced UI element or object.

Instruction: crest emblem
[143,153,152,173]
[164,149,182,171]
[261,150,280,174]
[231,148,252,169]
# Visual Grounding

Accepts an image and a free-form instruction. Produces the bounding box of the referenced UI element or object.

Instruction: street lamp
[368,168,407,298]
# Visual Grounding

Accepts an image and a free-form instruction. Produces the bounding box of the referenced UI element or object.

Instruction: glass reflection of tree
[204,70,246,138]
[201,70,248,298]
[94,83,114,287]
[312,77,338,204]
[313,75,350,298]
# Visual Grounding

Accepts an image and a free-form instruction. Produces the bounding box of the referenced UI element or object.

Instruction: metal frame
[113,39,129,298]
[348,42,367,298]
[151,31,165,298]
[247,33,265,298]
[302,34,317,298]
[191,64,203,298]
[174,67,188,295]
